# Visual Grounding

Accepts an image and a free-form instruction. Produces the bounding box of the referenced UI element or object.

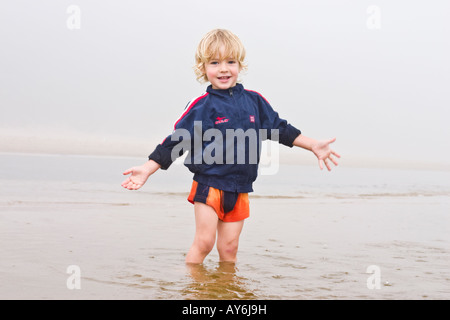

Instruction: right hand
[121,165,151,190]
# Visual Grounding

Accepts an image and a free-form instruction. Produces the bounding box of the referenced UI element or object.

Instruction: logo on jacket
[249,115,255,123]
[215,116,229,125]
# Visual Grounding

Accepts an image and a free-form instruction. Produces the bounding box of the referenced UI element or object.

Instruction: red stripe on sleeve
[173,93,209,130]
[245,89,271,105]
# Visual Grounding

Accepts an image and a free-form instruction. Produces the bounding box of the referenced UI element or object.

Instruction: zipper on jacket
[229,88,233,96]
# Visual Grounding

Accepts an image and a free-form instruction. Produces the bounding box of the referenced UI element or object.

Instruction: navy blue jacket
[149,83,301,193]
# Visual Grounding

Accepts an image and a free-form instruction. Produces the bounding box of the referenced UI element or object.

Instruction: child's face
[204,50,241,90]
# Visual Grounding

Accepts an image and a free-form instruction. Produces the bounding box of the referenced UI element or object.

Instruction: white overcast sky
[0,0,449,167]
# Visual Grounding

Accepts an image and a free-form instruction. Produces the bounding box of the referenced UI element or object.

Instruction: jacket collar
[206,83,244,98]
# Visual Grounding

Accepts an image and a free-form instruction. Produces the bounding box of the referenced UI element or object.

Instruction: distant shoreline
[1,134,449,172]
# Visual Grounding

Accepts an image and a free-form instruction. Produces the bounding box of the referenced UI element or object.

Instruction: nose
[219,61,228,72]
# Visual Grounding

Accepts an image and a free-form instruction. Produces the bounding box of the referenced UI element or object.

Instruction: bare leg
[216,219,244,262]
[185,202,218,264]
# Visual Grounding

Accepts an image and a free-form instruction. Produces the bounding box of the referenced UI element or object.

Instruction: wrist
[143,160,161,175]
[293,134,316,151]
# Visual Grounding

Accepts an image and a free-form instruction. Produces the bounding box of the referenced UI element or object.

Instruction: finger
[122,182,133,190]
[327,137,336,145]
[122,179,137,190]
[324,158,332,171]
[124,178,142,190]
[329,154,339,166]
[121,178,131,187]
[125,183,134,190]
[318,159,324,170]
[123,168,133,175]
[130,183,141,190]
[125,183,139,190]
[331,150,341,158]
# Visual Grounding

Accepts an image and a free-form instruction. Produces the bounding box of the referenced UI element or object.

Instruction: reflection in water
[183,262,257,300]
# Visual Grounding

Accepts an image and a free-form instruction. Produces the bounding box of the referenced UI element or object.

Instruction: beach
[2,0,450,303]
[0,152,449,300]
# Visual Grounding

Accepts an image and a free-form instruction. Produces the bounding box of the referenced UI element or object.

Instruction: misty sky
[1,0,449,167]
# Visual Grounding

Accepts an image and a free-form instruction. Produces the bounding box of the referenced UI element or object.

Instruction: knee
[217,240,239,259]
[195,235,216,255]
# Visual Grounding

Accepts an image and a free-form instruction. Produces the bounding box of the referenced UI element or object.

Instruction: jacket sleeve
[257,94,301,147]
[148,101,198,170]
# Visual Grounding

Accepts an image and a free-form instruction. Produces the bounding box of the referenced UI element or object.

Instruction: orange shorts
[187,181,250,222]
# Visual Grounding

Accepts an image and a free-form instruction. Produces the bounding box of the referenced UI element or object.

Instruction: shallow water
[0,153,449,299]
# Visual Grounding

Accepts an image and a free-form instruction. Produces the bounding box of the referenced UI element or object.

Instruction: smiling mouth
[218,76,231,80]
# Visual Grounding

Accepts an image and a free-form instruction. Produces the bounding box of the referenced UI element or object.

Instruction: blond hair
[194,29,247,83]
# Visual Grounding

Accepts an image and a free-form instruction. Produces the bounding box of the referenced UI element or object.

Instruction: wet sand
[0,153,449,300]
[1,186,449,299]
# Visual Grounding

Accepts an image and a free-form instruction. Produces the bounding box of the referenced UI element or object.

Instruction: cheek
[231,65,241,76]
[205,67,216,79]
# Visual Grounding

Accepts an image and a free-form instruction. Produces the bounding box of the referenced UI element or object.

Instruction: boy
[121,29,340,264]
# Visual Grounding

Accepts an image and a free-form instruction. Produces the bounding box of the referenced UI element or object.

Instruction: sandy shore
[0,152,449,299]
[1,186,449,300]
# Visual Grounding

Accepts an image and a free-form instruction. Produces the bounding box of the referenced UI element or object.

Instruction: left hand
[311,137,341,171]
